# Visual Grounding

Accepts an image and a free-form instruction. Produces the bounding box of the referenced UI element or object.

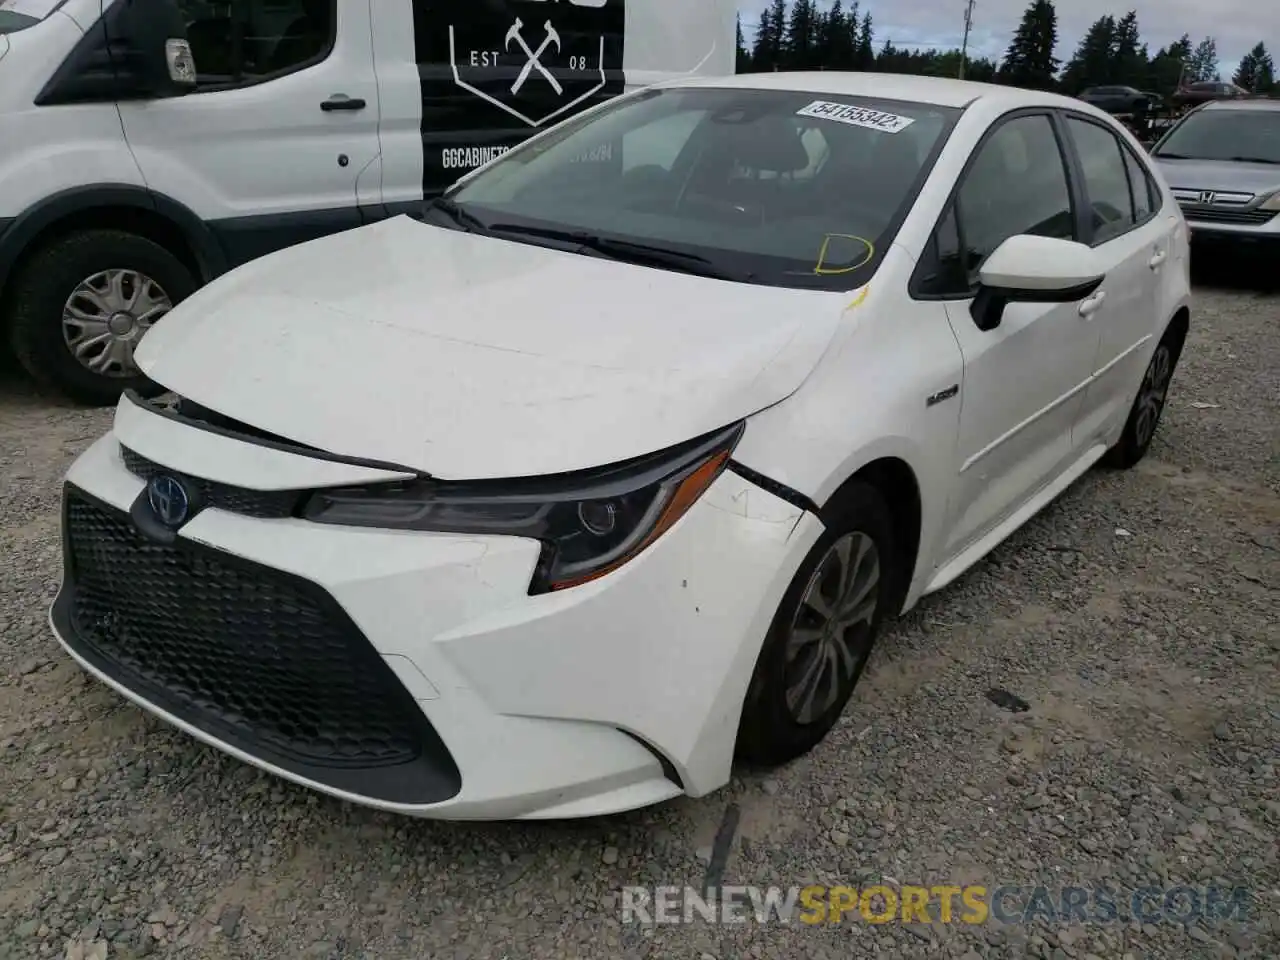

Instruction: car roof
[658,70,1087,112]
[1200,97,1280,112]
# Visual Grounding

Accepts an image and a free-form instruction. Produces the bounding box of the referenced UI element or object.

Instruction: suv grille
[1182,206,1278,226]
[55,486,461,804]
[120,446,302,519]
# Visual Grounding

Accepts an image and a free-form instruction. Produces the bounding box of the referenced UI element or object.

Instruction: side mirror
[970,234,1105,331]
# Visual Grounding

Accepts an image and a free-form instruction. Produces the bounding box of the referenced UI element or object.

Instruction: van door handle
[1148,250,1168,269]
[1078,291,1106,318]
[321,95,366,112]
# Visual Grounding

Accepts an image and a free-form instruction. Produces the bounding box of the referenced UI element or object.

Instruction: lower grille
[54,486,461,804]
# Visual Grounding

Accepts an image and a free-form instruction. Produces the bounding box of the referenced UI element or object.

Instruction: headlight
[1260,191,1280,211]
[303,422,745,593]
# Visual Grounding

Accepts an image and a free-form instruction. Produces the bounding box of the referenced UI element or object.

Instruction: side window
[1066,117,1137,244]
[1121,146,1158,222]
[955,115,1074,282]
[915,115,1073,298]
[176,0,335,87]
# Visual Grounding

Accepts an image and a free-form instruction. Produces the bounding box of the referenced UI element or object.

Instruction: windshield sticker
[814,235,875,275]
[796,101,916,134]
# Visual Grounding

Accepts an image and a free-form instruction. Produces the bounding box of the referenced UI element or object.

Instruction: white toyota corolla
[50,72,1191,820]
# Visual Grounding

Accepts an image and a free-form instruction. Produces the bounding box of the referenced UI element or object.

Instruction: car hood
[136,215,847,480]
[1154,157,1280,196]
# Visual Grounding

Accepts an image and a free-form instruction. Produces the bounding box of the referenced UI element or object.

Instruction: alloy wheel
[1134,343,1173,449]
[783,531,881,725]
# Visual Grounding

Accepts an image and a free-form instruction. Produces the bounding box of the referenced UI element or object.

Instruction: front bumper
[50,414,822,820]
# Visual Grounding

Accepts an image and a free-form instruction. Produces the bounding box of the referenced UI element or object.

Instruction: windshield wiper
[1152,152,1194,159]
[484,223,751,281]
[1225,155,1280,165]
[423,197,489,233]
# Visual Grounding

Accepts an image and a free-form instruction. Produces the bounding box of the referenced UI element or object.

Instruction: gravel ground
[0,259,1276,960]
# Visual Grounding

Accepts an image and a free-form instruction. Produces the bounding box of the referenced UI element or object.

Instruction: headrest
[719,115,813,174]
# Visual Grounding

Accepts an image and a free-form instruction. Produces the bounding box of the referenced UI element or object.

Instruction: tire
[736,481,897,767]
[6,229,197,406]
[1101,321,1184,470]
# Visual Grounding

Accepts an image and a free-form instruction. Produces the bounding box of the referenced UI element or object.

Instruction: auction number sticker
[796,101,916,134]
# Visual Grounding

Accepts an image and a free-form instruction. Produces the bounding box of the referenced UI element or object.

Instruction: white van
[0,0,735,404]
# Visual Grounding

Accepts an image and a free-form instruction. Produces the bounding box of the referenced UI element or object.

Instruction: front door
[930,113,1100,558]
[116,0,381,270]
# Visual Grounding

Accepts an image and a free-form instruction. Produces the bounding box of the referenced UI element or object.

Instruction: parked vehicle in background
[1151,99,1280,249]
[1078,85,1160,116]
[49,72,1192,820]
[1171,80,1251,110]
[0,0,735,406]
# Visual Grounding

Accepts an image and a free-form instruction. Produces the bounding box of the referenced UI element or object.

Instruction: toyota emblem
[147,474,190,528]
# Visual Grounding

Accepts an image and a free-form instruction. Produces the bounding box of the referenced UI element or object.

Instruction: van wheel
[736,482,895,767]
[6,229,196,406]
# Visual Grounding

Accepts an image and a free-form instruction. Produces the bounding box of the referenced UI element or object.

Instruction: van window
[177,0,335,85]
[0,0,62,33]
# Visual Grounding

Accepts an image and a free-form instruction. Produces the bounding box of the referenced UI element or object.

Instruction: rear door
[116,0,381,270]
[1059,112,1173,449]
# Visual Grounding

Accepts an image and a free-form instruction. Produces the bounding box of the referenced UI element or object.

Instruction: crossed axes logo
[506,18,562,95]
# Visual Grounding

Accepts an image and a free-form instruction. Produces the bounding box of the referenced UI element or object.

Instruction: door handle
[321,95,366,112]
[1078,291,1106,318]
[1148,250,1168,269]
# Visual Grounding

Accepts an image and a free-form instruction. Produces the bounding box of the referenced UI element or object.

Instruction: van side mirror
[35,0,195,107]
[970,234,1106,331]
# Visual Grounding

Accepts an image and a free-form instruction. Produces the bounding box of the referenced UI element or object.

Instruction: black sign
[414,0,626,195]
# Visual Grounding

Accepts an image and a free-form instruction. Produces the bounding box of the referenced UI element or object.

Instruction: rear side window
[1066,116,1138,244]
[177,0,335,86]
[1121,146,1160,221]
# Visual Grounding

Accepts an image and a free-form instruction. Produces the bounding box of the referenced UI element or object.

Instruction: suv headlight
[303,422,744,593]
[1260,190,1280,211]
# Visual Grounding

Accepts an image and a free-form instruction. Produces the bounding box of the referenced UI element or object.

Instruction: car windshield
[1155,111,1280,164]
[0,0,61,33]
[442,86,960,290]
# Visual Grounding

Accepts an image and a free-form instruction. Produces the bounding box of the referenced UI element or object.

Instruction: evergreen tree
[784,0,819,69]
[856,12,876,70]
[816,0,853,70]
[1233,42,1276,93]
[1187,37,1219,83]
[998,0,1060,90]
[736,14,751,73]
[1147,34,1192,95]
[1111,11,1147,88]
[1061,15,1117,92]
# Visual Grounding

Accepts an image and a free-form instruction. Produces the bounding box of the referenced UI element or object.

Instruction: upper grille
[1181,206,1278,226]
[57,487,461,804]
[120,445,302,519]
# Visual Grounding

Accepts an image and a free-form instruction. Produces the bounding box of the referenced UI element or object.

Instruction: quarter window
[1067,117,1142,243]
[177,0,335,86]
[1121,146,1159,222]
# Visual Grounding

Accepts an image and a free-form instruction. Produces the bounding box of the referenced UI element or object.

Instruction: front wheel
[6,229,196,406]
[736,482,896,767]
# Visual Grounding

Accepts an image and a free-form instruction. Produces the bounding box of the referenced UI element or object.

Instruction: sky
[741,0,1275,73]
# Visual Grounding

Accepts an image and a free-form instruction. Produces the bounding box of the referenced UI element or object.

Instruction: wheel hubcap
[784,531,881,725]
[1134,344,1172,449]
[62,269,173,378]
